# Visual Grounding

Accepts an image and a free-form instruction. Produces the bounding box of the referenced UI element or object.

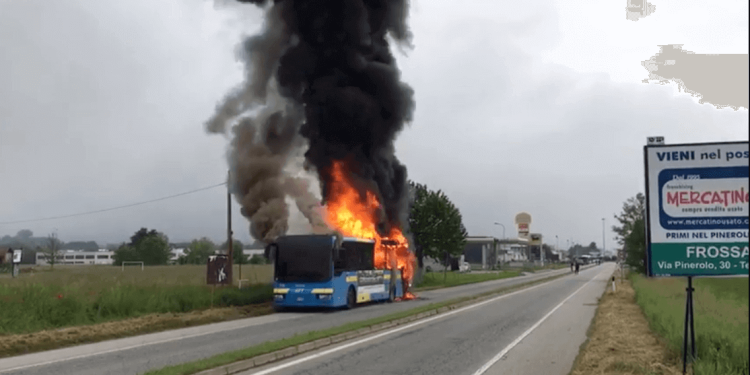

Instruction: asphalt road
[0,265,600,375]
[241,264,614,375]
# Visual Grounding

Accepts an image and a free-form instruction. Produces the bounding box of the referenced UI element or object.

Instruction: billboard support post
[682,276,696,375]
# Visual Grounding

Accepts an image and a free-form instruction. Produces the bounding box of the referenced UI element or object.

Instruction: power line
[0,182,227,225]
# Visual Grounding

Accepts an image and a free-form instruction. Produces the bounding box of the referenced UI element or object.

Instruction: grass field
[630,274,749,375]
[1,263,531,341]
[416,270,522,289]
[0,264,273,335]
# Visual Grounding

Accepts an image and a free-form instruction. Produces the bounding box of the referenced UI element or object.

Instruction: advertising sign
[644,141,749,276]
[529,233,542,246]
[515,212,531,236]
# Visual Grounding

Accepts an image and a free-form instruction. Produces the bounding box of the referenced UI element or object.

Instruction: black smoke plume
[208,0,415,242]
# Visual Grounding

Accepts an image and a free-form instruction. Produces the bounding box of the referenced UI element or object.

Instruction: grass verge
[415,270,521,290]
[570,269,682,375]
[0,303,273,358]
[145,271,570,375]
[630,274,748,375]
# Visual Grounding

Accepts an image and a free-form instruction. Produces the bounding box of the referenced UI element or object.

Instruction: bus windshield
[274,235,333,283]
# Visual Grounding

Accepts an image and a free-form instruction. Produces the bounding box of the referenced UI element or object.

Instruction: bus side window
[334,247,346,274]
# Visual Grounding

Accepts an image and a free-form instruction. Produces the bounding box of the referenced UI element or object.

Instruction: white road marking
[247,268,599,375]
[470,268,609,375]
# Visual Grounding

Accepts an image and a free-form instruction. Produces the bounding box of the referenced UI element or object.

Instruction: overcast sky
[0,0,747,251]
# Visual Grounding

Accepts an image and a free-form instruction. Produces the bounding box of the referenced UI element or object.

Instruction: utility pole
[493,222,505,267]
[556,235,559,261]
[227,170,234,286]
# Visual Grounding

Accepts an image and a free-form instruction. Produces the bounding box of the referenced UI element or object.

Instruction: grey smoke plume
[284,176,330,233]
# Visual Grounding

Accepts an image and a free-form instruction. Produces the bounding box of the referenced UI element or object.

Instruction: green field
[630,274,749,375]
[0,264,273,335]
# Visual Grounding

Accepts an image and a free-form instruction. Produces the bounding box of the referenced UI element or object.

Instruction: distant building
[0,247,11,265]
[243,249,264,259]
[463,236,529,269]
[169,248,187,264]
[36,249,115,266]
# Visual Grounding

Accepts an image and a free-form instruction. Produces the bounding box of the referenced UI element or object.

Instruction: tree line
[9,180,470,271]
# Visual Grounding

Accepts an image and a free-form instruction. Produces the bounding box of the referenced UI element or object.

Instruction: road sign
[644,141,749,277]
[12,249,22,264]
[207,255,232,285]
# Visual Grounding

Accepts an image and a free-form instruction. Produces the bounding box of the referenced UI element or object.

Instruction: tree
[625,217,647,274]
[183,238,216,265]
[612,193,645,245]
[407,181,431,272]
[408,181,468,282]
[219,239,246,265]
[113,228,171,266]
[249,254,268,264]
[40,233,63,269]
[613,194,647,274]
[16,229,33,240]
[129,228,160,247]
[113,244,137,265]
[137,236,171,265]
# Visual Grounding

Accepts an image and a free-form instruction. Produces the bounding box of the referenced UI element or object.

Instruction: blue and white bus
[268,234,405,310]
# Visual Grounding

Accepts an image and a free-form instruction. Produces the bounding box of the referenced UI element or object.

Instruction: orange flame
[324,160,416,299]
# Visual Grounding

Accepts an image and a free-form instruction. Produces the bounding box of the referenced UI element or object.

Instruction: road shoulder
[569,269,683,375]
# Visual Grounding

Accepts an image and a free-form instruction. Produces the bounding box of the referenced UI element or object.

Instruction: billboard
[644,141,749,277]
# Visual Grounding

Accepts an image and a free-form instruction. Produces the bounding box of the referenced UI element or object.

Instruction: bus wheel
[346,287,356,309]
[388,285,395,303]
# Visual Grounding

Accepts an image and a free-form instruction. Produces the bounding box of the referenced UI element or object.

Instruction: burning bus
[269,234,408,310]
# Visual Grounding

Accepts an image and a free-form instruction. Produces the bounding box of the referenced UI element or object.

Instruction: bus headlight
[274,294,285,301]
[317,294,332,300]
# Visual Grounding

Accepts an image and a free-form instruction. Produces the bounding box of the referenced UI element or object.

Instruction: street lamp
[493,222,506,239]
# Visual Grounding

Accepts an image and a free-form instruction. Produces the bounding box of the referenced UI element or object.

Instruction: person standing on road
[574,261,580,275]
[570,261,574,272]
